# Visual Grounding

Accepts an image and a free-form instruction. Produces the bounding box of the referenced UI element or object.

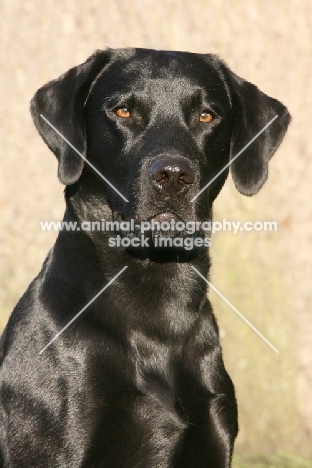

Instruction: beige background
[1,0,311,463]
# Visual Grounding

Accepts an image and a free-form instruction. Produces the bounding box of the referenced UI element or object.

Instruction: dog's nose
[149,157,195,196]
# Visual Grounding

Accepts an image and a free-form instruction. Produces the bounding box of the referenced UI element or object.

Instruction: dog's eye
[199,111,213,123]
[115,107,131,118]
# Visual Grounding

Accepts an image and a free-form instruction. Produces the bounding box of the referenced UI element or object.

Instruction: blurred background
[0,1,311,466]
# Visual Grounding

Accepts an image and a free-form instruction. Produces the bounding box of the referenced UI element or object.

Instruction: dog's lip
[148,211,180,222]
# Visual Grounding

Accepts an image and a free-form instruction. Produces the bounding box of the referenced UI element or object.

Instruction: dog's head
[31,48,290,229]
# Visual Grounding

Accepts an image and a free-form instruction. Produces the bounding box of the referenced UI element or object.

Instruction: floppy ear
[224,69,291,196]
[30,50,111,185]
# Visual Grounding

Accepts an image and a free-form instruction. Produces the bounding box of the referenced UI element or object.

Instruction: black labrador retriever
[0,48,290,467]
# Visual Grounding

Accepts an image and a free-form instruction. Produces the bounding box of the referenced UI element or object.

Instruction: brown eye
[199,111,213,123]
[116,107,131,118]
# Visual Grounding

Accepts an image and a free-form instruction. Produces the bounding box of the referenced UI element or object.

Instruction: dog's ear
[223,68,291,196]
[30,50,111,185]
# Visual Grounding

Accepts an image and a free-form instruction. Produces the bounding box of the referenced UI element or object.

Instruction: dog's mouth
[113,209,208,242]
[146,211,186,239]
[114,210,203,239]
[148,210,180,223]
[111,209,209,261]
[144,211,204,245]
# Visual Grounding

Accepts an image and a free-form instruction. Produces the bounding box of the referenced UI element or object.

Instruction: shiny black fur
[0,48,290,467]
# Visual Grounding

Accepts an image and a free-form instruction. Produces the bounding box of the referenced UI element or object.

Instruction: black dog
[0,48,290,467]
